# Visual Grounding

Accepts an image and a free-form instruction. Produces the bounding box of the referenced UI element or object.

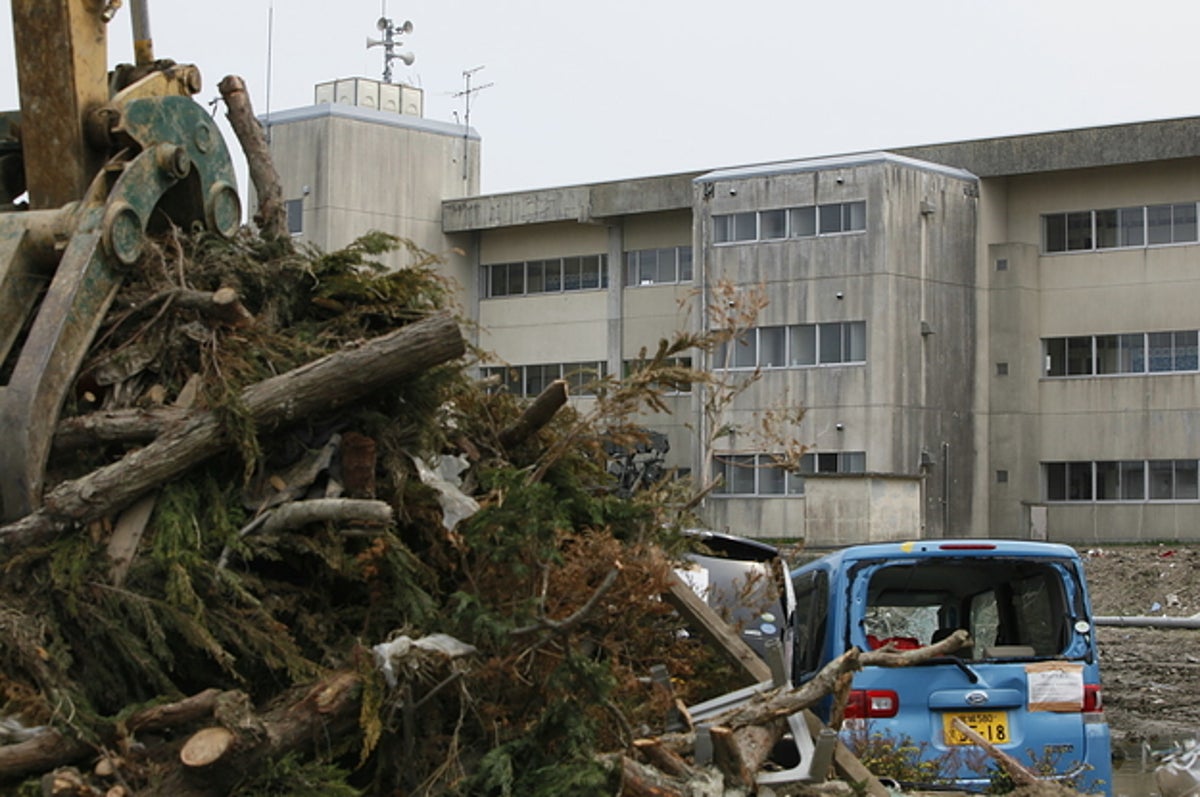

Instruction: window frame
[715,321,867,371]
[1045,459,1200,502]
[713,200,867,246]
[624,246,694,287]
[482,254,610,298]
[1043,201,1200,254]
[1044,330,1200,377]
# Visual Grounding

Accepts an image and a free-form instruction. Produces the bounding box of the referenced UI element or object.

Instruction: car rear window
[858,558,1075,659]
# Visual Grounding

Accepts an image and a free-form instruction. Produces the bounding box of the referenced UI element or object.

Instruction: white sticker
[1026,663,1084,712]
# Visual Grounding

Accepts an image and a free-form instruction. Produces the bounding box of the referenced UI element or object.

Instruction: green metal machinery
[0,0,241,521]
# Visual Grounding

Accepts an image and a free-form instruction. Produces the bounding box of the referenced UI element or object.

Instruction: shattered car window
[859,558,1075,659]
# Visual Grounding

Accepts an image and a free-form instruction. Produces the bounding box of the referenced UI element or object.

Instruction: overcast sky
[2,1,1198,196]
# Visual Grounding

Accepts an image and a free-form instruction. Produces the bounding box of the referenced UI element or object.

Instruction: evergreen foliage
[0,229,750,795]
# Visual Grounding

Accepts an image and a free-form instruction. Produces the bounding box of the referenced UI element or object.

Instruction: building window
[1044,331,1199,377]
[712,453,804,496]
[800,451,866,474]
[1045,459,1200,502]
[996,470,1009,483]
[714,321,866,370]
[285,198,303,236]
[482,255,609,298]
[818,201,867,235]
[713,201,866,245]
[713,212,757,244]
[1043,202,1200,253]
[480,361,607,397]
[624,246,693,286]
[711,450,866,497]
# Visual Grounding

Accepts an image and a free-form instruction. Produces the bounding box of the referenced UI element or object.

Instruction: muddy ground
[1083,545,1200,746]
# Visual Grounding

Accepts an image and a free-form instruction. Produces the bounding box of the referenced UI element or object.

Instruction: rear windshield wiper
[932,655,980,683]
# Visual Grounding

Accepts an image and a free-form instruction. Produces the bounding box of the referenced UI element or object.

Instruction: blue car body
[790,540,1112,794]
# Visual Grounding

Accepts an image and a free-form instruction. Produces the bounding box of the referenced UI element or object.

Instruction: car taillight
[1083,684,1103,713]
[845,689,899,719]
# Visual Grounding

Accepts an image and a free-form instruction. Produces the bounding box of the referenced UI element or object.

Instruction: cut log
[709,725,751,787]
[1,312,464,551]
[632,738,694,780]
[52,406,189,453]
[0,732,91,782]
[151,671,363,797]
[497,378,568,449]
[0,688,236,780]
[125,688,227,732]
[179,726,234,768]
[609,753,688,797]
[858,629,970,667]
[258,498,392,535]
[217,75,288,243]
[709,631,968,731]
[172,287,255,328]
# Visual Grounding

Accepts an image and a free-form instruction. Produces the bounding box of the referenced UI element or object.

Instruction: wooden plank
[663,572,771,684]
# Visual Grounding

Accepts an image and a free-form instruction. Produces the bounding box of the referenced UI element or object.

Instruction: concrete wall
[703,475,922,544]
[692,155,978,540]
[471,211,698,472]
[264,103,478,292]
[977,158,1200,543]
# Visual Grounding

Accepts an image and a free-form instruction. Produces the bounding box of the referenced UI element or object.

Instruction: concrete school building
[265,77,1200,546]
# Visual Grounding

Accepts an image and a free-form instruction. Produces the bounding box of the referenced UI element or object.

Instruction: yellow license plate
[942,711,1010,746]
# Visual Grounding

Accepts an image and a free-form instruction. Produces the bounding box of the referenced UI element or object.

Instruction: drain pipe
[1094,615,1200,629]
[942,441,951,535]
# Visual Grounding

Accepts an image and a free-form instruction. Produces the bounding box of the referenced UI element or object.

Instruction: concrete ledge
[442,172,700,232]
[894,116,1200,177]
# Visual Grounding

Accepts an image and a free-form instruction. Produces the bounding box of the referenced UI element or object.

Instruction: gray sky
[2,1,1198,196]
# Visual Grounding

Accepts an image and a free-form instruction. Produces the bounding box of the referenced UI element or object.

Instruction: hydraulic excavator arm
[0,0,241,522]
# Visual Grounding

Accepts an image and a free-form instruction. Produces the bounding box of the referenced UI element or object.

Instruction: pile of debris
[0,215,872,796]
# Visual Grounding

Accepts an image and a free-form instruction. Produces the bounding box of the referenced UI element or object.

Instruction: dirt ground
[1081,545,1200,746]
[1080,542,1200,748]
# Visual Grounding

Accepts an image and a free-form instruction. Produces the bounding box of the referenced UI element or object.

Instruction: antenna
[451,66,493,183]
[366,14,415,84]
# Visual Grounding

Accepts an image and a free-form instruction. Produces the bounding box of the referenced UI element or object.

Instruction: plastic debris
[411,454,479,533]
[372,632,477,688]
[1156,738,1200,797]
[0,715,46,744]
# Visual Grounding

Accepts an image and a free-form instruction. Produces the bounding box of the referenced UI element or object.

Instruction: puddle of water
[1111,739,1200,797]
[1112,766,1160,797]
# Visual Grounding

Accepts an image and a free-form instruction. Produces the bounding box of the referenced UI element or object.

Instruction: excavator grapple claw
[0,0,241,522]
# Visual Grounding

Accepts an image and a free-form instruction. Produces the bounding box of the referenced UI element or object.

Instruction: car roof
[792,538,1081,573]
